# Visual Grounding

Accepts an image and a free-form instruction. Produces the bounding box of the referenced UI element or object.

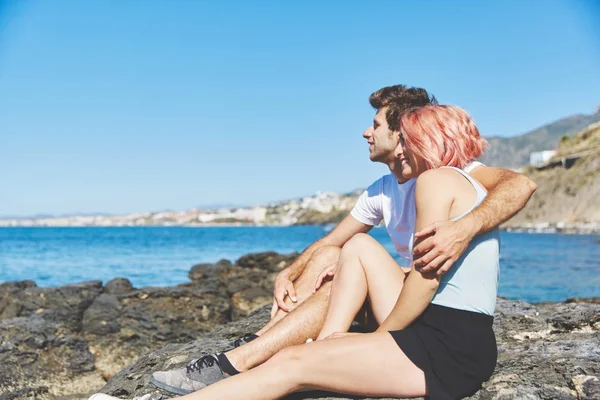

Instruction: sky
[0,0,599,217]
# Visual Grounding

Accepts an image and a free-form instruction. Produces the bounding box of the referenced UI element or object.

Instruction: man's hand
[313,263,337,293]
[412,218,476,276]
[271,270,297,317]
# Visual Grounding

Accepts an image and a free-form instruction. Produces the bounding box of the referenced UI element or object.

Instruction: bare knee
[292,246,340,297]
[342,232,374,253]
[271,345,311,369]
[306,245,341,273]
[266,345,307,389]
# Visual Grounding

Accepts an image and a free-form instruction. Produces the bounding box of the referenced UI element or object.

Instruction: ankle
[217,353,240,376]
[224,349,248,372]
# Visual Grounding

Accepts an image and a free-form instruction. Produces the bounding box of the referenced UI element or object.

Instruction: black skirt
[389,304,496,400]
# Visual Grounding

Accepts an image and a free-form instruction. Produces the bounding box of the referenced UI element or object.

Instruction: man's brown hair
[369,85,437,131]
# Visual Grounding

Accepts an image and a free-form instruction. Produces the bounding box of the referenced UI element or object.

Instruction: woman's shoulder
[416,167,465,187]
[415,168,473,206]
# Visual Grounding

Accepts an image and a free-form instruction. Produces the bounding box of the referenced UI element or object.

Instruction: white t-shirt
[350,162,482,265]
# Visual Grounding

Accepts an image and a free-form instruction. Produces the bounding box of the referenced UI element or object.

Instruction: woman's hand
[313,263,337,293]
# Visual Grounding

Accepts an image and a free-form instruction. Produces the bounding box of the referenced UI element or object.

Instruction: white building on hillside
[529,150,557,167]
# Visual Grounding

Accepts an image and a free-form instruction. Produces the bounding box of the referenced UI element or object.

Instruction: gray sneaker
[150,354,227,395]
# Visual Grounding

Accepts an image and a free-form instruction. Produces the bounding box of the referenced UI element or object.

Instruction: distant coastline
[4,117,600,235]
[1,220,598,234]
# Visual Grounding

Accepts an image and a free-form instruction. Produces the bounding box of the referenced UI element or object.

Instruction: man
[150,85,537,395]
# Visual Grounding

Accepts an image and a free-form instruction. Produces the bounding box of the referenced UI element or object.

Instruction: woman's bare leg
[316,233,407,340]
[176,332,426,400]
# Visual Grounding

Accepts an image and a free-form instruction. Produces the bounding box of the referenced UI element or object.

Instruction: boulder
[97,298,600,400]
[0,252,297,399]
[188,259,232,281]
[2,251,598,400]
[0,281,103,331]
[0,316,99,400]
[105,278,134,295]
[235,251,298,273]
[0,280,37,318]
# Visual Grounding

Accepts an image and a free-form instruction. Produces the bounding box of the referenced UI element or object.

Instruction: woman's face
[394,132,428,179]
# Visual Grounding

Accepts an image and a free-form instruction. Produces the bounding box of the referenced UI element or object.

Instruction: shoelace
[233,334,255,348]
[186,355,223,374]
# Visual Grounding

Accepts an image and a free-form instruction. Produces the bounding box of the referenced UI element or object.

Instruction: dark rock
[83,294,122,335]
[236,251,298,273]
[572,375,600,399]
[189,259,232,281]
[565,297,600,304]
[105,278,134,295]
[3,252,599,400]
[0,280,37,292]
[100,306,273,398]
[98,298,600,400]
[0,280,103,332]
[0,316,97,398]
[0,385,49,400]
[231,287,272,320]
[0,281,37,319]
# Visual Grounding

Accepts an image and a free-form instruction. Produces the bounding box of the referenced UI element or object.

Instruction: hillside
[506,121,600,228]
[480,111,600,168]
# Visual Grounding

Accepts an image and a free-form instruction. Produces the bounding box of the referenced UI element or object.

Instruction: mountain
[506,121,600,227]
[480,111,600,168]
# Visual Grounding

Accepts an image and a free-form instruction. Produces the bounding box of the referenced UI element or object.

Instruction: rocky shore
[1,252,599,400]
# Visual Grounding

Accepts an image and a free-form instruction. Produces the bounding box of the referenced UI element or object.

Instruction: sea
[0,227,598,303]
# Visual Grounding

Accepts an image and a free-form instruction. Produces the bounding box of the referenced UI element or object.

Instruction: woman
[92,105,499,400]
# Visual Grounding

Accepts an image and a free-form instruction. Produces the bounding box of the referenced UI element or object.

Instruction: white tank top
[427,167,500,315]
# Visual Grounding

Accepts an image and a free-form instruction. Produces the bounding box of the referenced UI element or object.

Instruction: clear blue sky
[1,0,599,217]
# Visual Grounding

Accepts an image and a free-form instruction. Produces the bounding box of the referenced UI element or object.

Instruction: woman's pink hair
[399,105,488,169]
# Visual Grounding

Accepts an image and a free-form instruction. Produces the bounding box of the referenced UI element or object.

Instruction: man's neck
[390,167,409,184]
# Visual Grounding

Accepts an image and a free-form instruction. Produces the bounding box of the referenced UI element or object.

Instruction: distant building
[529,150,557,167]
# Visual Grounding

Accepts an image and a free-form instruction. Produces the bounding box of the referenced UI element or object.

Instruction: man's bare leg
[224,245,341,372]
[255,245,340,335]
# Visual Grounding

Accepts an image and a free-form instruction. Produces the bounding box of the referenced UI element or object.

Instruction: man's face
[363,107,399,164]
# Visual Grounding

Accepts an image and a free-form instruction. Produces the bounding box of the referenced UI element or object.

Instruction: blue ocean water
[0,227,598,303]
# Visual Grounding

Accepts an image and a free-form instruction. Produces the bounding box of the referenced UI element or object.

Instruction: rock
[0,316,96,399]
[0,280,37,318]
[83,294,122,335]
[98,298,600,400]
[0,252,296,399]
[231,287,272,320]
[105,278,134,295]
[571,375,600,399]
[235,251,298,273]
[565,297,600,304]
[0,280,103,331]
[2,252,599,400]
[188,259,232,281]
